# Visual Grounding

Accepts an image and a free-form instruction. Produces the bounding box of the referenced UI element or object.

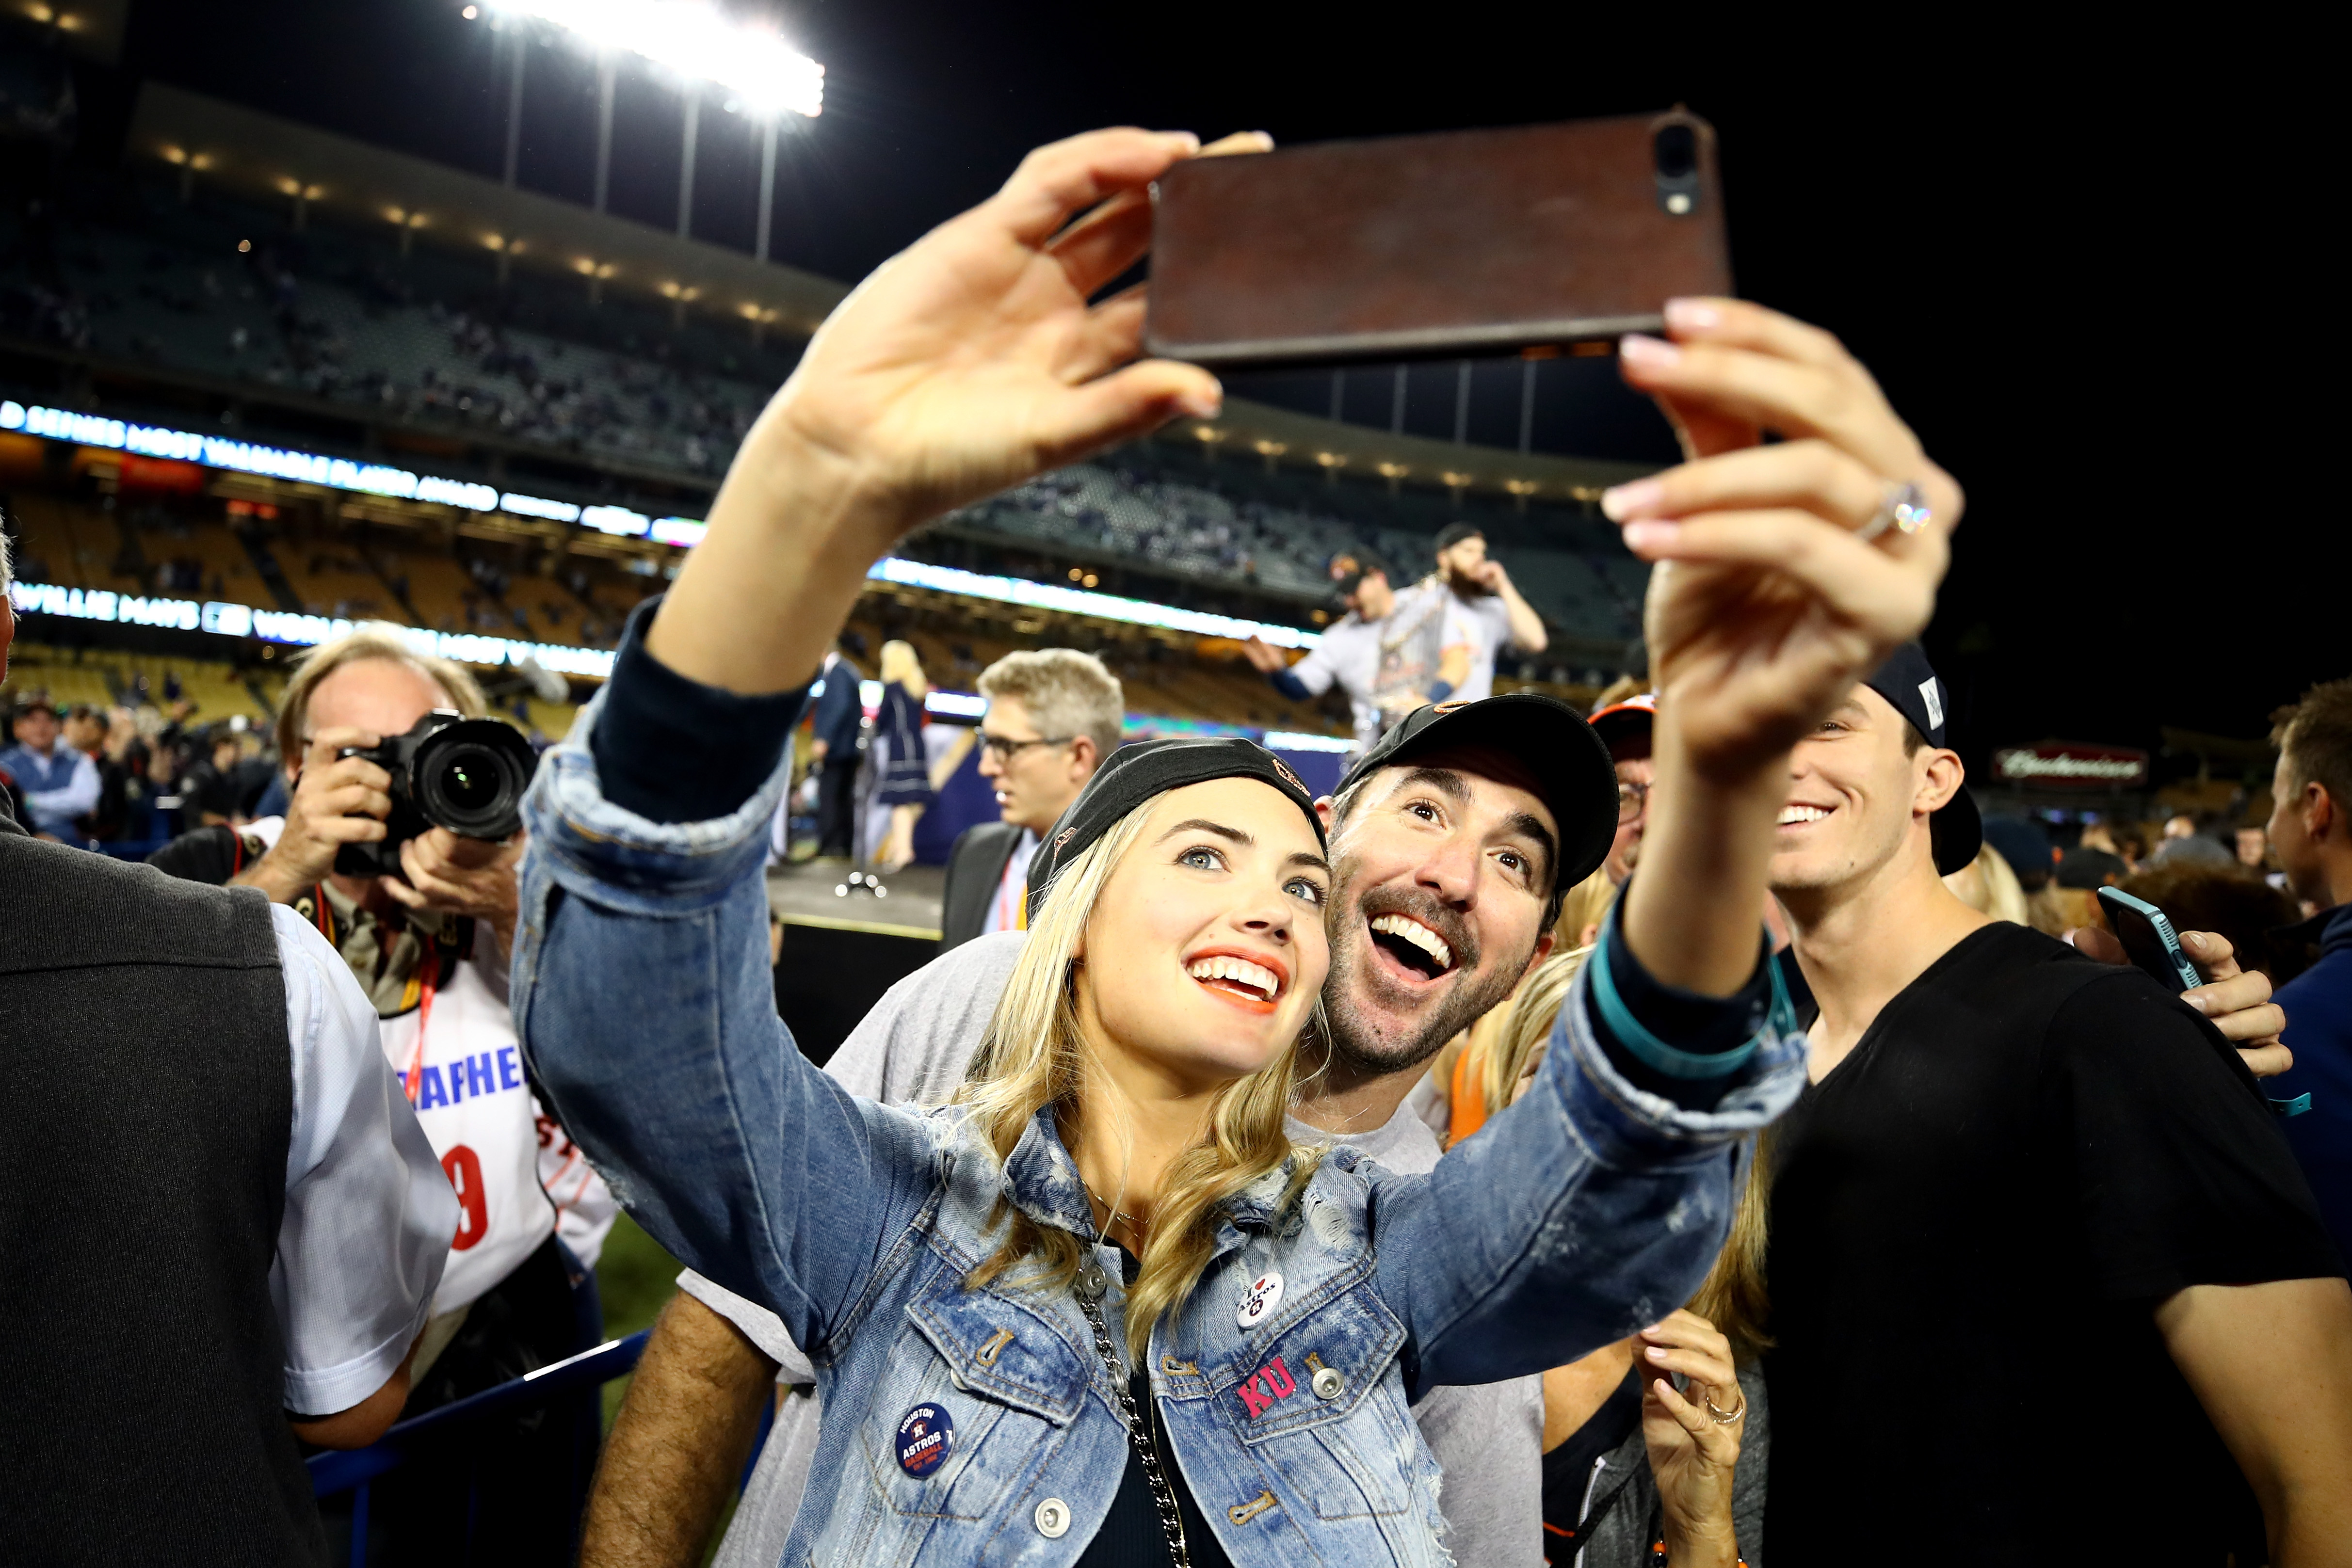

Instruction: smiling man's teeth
[1188,956,1279,1000]
[1369,913,1452,970]
[1778,806,1832,826]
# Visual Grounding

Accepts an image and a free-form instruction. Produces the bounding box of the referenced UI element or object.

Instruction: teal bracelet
[1587,907,1781,1081]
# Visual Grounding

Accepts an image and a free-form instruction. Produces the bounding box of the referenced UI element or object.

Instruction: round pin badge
[1235,1269,1284,1329]
[896,1402,955,1478]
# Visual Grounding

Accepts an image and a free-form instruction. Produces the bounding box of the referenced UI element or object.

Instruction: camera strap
[400,935,441,1107]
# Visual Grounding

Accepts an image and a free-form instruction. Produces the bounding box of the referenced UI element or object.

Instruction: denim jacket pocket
[844,1275,1094,1536]
[1213,1278,1418,1522]
[905,1281,1092,1427]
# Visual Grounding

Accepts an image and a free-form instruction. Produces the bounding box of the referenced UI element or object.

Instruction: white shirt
[377,937,617,1310]
[1437,588,1517,704]
[980,829,1040,938]
[269,904,459,1416]
[1285,579,1454,758]
[260,807,614,1302]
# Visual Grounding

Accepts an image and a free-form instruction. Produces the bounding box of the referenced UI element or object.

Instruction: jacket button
[1075,1264,1109,1303]
[1312,1366,1344,1401]
[1034,1497,1072,1538]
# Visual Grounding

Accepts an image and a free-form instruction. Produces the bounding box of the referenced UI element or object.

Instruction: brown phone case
[1144,110,1729,368]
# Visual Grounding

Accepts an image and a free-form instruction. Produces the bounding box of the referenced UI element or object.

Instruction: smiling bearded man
[582,696,1620,1568]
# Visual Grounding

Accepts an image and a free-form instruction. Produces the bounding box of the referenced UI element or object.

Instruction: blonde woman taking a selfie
[515,125,1957,1565]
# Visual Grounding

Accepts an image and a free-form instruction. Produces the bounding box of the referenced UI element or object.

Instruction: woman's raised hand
[1636,1309,1746,1568]
[758,127,1267,539]
[1604,299,1964,782]
[650,128,1265,694]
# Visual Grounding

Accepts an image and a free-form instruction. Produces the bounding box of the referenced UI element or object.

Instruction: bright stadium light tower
[485,0,821,247]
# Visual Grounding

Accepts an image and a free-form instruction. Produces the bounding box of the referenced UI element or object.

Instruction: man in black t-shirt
[1757,645,2352,1565]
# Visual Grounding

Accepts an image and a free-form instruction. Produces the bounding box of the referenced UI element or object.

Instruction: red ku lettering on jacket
[1235,1356,1296,1418]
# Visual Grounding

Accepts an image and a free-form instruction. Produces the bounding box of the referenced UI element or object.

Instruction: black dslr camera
[333,710,539,877]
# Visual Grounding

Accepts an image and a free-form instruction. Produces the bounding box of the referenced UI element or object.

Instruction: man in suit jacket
[808,649,865,859]
[937,649,1123,950]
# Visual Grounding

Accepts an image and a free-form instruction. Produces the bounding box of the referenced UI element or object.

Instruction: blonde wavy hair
[879,639,929,697]
[961,795,1323,1362]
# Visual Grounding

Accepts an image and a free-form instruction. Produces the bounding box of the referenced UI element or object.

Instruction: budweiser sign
[1993,741,2149,787]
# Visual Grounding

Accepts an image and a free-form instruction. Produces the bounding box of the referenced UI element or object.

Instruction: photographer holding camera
[150,626,613,1560]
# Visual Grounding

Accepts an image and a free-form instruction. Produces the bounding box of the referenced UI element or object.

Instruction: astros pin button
[1235,1269,1284,1329]
[896,1402,954,1478]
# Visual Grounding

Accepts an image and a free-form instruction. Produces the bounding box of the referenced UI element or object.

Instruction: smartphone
[1145,110,1732,368]
[2096,887,2203,994]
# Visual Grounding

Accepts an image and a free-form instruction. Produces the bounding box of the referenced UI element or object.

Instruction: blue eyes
[1175,845,1327,907]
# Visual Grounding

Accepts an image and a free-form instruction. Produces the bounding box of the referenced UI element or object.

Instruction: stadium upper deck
[5,70,1660,722]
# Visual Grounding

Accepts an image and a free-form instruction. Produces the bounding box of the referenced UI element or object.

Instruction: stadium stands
[0,638,285,728]
[3,162,794,475]
[941,449,1645,649]
[7,93,1651,769]
[6,147,1653,659]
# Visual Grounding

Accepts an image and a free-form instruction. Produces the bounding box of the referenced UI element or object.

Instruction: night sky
[106,3,2331,766]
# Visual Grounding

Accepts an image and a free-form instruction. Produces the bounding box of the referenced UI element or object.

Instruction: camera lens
[410,717,536,839]
[437,752,501,814]
[1654,124,1698,182]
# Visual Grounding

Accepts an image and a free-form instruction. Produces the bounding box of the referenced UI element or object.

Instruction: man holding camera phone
[150,627,613,1554]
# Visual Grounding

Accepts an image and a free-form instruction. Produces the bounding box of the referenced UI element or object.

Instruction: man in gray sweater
[580,696,1622,1568]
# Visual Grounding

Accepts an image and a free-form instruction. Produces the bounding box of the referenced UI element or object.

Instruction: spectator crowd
[3,125,2349,1568]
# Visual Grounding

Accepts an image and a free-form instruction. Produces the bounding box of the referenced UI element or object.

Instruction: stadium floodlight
[487,0,823,118]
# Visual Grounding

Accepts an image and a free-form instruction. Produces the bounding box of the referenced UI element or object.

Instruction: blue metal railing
[307,1329,648,1568]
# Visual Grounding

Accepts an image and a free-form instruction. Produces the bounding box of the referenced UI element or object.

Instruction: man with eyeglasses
[937,648,1126,950]
[1589,690,1655,884]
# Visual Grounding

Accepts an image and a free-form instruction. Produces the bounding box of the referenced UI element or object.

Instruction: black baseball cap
[1862,641,1981,877]
[1336,695,1620,891]
[1328,552,1385,604]
[1026,737,1325,923]
[1433,522,1483,553]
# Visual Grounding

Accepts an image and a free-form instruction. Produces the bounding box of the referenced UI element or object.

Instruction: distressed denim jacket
[513,692,1805,1568]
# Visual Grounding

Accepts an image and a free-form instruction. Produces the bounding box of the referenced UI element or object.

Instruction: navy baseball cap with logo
[1025,737,1325,923]
[1337,694,1620,891]
[1862,642,1981,876]
[1327,552,1385,606]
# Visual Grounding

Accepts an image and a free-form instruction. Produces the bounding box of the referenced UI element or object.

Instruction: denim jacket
[513,692,1805,1567]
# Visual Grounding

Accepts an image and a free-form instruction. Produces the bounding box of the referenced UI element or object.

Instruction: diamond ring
[1855,481,1931,544]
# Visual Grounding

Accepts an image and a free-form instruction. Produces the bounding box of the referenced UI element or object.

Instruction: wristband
[1588,904,1786,1081]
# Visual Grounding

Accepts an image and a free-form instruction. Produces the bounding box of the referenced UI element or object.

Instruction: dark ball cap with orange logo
[1338,695,1620,892]
[1025,737,1326,923]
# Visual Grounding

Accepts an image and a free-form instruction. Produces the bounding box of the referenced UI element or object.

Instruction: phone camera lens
[1654,125,1698,181]
[1653,122,1702,217]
